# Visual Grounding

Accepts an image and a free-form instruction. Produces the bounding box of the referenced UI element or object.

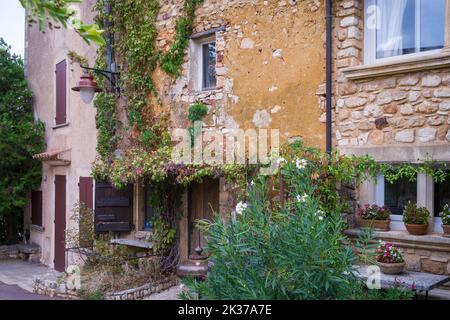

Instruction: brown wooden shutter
[79,177,93,209]
[79,177,94,247]
[31,190,43,226]
[94,181,133,233]
[55,60,67,125]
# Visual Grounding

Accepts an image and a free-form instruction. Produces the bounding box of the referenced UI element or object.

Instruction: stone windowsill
[345,228,450,253]
[342,50,450,81]
[52,122,70,130]
[110,238,153,249]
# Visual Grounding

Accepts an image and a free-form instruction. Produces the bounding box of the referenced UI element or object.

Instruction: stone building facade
[333,0,450,281]
[128,0,328,266]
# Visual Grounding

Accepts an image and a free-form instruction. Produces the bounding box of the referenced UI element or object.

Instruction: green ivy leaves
[160,0,204,76]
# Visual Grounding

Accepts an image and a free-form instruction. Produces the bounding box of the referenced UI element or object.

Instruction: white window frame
[372,173,439,232]
[189,35,216,92]
[364,0,446,64]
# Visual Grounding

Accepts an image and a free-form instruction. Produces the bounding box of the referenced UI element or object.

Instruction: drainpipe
[325,0,332,154]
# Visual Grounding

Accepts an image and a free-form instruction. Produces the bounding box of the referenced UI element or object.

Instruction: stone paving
[144,285,182,300]
[0,260,59,292]
[0,281,57,300]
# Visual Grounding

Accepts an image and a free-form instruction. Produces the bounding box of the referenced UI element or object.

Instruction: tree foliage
[0,39,45,242]
[20,0,105,45]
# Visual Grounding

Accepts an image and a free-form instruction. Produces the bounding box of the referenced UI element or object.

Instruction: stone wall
[152,0,326,148]
[105,275,179,300]
[33,273,179,300]
[333,0,450,149]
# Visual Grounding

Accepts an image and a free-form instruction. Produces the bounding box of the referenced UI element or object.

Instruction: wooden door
[54,175,66,272]
[188,178,219,257]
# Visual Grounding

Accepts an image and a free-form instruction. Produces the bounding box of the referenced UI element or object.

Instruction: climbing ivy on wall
[160,0,204,76]
[91,0,250,190]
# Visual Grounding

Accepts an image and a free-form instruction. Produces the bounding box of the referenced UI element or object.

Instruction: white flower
[276,157,286,165]
[316,209,325,221]
[295,158,307,170]
[296,193,308,203]
[235,201,248,215]
[250,180,255,186]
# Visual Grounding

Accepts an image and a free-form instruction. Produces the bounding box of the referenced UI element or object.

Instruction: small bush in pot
[440,204,450,237]
[357,204,391,231]
[376,241,405,275]
[402,201,430,235]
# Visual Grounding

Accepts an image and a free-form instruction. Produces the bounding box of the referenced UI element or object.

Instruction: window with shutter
[55,60,67,125]
[94,181,133,233]
[31,190,43,227]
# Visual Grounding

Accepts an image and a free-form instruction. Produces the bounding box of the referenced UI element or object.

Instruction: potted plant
[402,201,430,235]
[440,204,450,237]
[376,241,405,274]
[357,204,391,231]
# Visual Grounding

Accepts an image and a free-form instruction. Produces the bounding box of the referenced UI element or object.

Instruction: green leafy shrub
[188,103,209,122]
[182,161,363,299]
[151,216,176,255]
[403,202,430,225]
[440,204,450,225]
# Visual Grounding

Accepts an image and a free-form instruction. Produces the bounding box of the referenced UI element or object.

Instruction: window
[190,35,217,91]
[55,59,67,125]
[144,184,160,230]
[202,42,216,89]
[365,0,446,63]
[434,173,450,217]
[368,172,450,232]
[384,176,417,215]
[373,173,419,229]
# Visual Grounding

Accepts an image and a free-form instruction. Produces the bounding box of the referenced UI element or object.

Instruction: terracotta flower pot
[358,218,390,231]
[442,225,450,238]
[405,223,428,235]
[378,262,405,275]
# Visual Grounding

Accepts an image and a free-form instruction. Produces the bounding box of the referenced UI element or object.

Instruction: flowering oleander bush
[357,204,390,221]
[403,201,430,225]
[376,241,404,264]
[440,204,450,225]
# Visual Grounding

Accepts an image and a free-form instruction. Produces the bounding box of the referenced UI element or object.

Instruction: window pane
[375,0,445,59]
[144,185,159,230]
[376,0,415,59]
[202,42,216,89]
[384,177,417,215]
[420,0,445,52]
[434,175,450,217]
